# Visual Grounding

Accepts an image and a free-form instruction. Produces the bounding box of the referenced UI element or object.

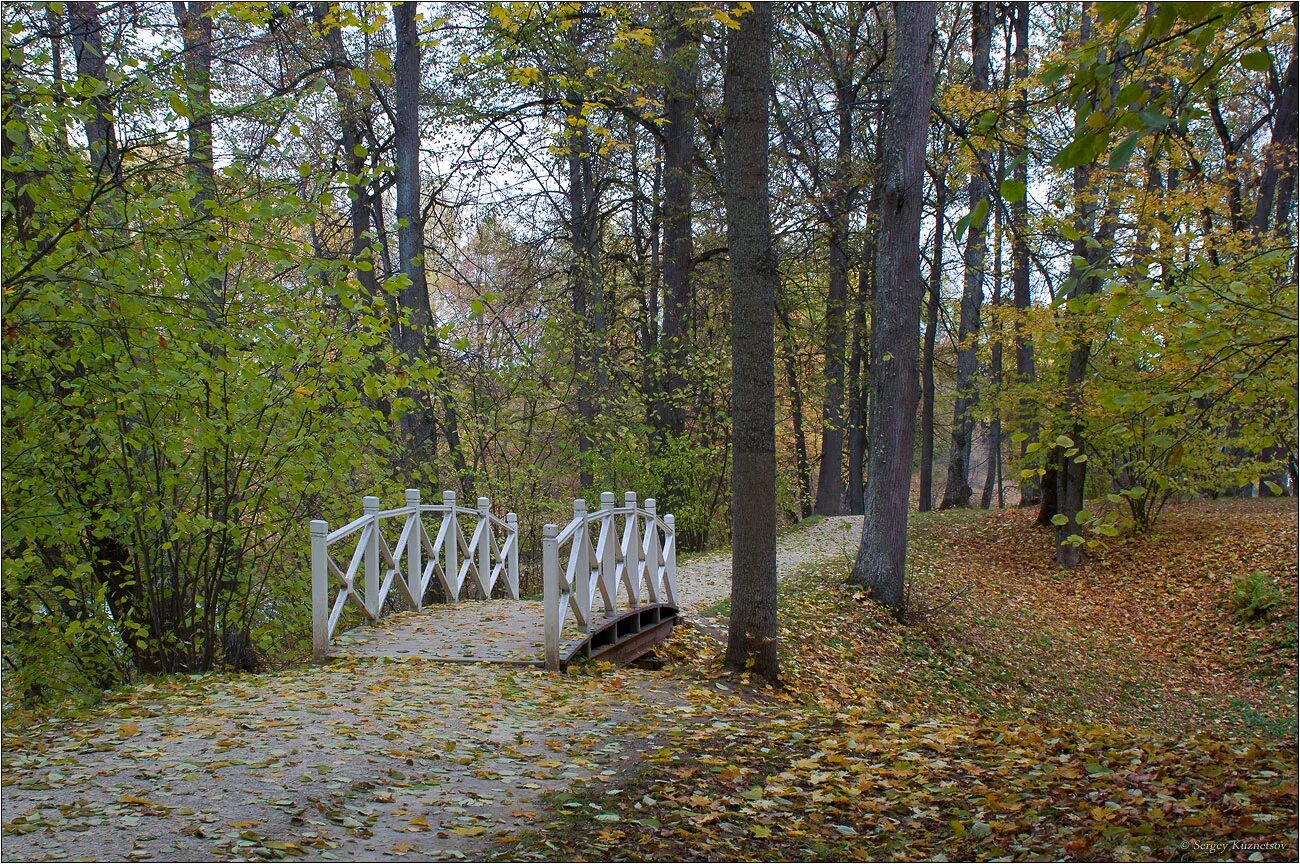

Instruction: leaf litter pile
[512,499,1298,862]
[3,499,1296,862]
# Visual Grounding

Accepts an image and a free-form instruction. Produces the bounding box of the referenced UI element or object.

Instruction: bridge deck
[330,599,677,668]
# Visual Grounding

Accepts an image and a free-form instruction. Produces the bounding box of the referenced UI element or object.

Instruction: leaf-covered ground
[3,500,1295,862]
[2,660,663,861]
[508,498,1298,862]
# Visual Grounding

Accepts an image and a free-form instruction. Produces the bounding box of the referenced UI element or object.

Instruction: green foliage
[1002,3,1296,540]
[1,8,402,706]
[1231,571,1284,623]
[1044,2,1262,171]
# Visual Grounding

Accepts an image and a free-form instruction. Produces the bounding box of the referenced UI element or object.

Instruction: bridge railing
[310,489,518,662]
[541,492,676,670]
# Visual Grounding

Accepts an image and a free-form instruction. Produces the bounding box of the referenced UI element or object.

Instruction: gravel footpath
[674,515,864,617]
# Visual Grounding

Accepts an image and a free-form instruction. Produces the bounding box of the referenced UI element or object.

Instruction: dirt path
[2,518,859,862]
[674,515,862,616]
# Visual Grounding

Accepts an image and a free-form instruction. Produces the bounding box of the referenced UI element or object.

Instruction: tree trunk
[778,302,813,519]
[919,167,946,513]
[659,3,700,440]
[47,4,71,151]
[1055,7,1107,568]
[981,143,1007,510]
[939,1,992,510]
[172,3,217,229]
[1036,465,1058,526]
[69,2,120,181]
[567,93,596,488]
[846,266,870,514]
[313,1,379,297]
[66,1,155,673]
[1255,49,1297,234]
[813,80,856,516]
[393,1,430,399]
[1011,0,1038,506]
[849,1,938,610]
[724,1,779,682]
[393,1,458,471]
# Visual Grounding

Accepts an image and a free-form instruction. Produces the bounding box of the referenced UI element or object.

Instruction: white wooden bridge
[311,490,678,670]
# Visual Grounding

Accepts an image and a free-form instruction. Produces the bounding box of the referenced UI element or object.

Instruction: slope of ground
[508,498,1298,862]
[3,500,1295,862]
[0,514,862,862]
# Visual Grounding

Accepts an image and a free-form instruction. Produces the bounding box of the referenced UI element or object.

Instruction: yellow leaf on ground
[451,826,486,837]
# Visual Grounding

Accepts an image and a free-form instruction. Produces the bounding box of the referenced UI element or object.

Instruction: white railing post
[643,497,660,602]
[363,495,380,618]
[477,496,492,596]
[598,491,617,616]
[664,512,678,605]
[506,512,519,598]
[573,498,590,625]
[623,491,641,605]
[542,522,560,671]
[405,488,422,611]
[311,519,329,663]
[443,490,459,600]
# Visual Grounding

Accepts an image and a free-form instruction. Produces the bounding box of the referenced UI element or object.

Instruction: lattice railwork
[541,492,677,670]
[311,490,518,662]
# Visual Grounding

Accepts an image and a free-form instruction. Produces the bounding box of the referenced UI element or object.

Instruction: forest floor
[2,499,1296,862]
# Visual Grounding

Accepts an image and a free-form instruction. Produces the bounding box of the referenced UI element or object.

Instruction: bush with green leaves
[1,13,403,707]
[1231,571,1285,623]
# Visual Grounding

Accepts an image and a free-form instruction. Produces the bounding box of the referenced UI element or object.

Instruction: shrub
[1231,571,1284,623]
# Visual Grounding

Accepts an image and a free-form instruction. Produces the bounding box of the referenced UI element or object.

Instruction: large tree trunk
[46,4,72,151]
[173,0,235,669]
[172,2,216,218]
[918,166,946,513]
[1054,8,1111,568]
[630,119,660,440]
[392,1,432,436]
[66,2,169,675]
[812,80,856,516]
[981,146,1005,509]
[939,1,992,510]
[849,1,938,610]
[1036,465,1058,525]
[659,3,700,440]
[1011,0,1038,506]
[724,1,779,682]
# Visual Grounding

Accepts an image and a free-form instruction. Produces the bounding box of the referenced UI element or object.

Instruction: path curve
[1,516,864,862]
[675,515,864,616]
